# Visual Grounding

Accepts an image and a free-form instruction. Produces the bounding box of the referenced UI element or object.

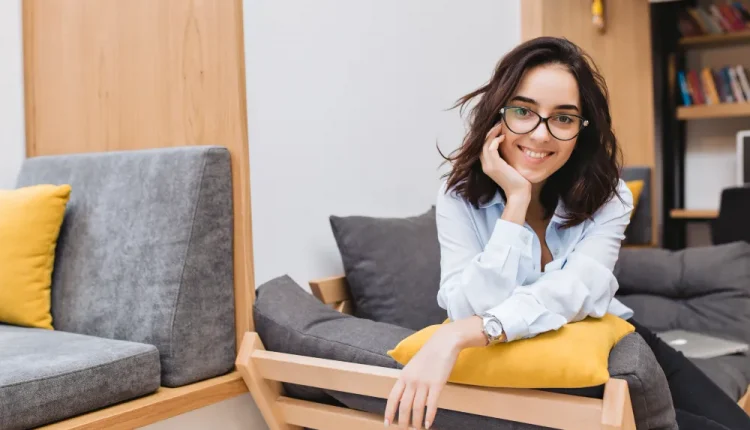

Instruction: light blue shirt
[435,179,635,342]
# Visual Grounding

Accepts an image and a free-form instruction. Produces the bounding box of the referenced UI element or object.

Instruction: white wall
[246,0,521,287]
[0,0,25,189]
[146,0,521,428]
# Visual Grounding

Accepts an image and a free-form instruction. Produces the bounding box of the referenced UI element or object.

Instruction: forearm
[487,256,620,341]
[500,192,530,226]
[440,315,507,351]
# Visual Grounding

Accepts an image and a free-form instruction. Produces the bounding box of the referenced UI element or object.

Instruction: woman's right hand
[480,122,531,201]
[383,324,463,429]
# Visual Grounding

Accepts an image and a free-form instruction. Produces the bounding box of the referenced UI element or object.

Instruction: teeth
[522,148,550,159]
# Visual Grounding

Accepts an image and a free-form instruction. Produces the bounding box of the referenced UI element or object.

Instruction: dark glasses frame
[500,106,589,141]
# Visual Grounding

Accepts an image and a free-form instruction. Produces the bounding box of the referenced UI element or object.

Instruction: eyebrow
[509,96,579,112]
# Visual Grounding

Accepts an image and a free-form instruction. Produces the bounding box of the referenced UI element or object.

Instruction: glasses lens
[548,114,583,140]
[504,107,540,134]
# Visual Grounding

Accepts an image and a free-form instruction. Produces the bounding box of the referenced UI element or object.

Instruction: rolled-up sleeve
[435,184,534,321]
[487,180,634,341]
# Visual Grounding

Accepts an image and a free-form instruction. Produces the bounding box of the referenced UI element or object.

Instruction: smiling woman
[383,37,750,430]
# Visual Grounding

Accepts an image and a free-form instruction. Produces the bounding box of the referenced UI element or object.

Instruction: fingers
[411,386,428,429]
[398,385,416,429]
[424,384,443,430]
[485,121,503,141]
[384,379,405,427]
[488,135,505,153]
[481,134,506,176]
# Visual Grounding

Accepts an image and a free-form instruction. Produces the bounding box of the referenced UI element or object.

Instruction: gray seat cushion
[329,207,447,330]
[0,324,160,430]
[254,275,677,430]
[692,354,750,401]
[15,146,235,387]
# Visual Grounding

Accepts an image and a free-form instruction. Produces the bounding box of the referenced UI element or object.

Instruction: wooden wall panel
[23,0,255,345]
[521,0,658,246]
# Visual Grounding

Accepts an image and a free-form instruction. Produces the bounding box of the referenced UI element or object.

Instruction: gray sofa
[253,166,750,428]
[0,146,236,429]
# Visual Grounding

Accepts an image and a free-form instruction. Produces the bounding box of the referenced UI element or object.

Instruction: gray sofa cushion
[615,242,750,342]
[15,146,235,387]
[615,241,750,401]
[254,275,677,430]
[0,324,160,430]
[329,207,447,330]
[692,354,750,401]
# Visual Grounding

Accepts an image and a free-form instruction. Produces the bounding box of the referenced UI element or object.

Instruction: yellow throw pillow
[0,184,71,329]
[388,314,634,389]
[626,180,644,218]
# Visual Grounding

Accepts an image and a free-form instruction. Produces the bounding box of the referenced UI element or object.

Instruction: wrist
[501,192,530,226]
[443,316,488,351]
[506,190,531,205]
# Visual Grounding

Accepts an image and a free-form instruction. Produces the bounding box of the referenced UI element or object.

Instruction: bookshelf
[654,1,750,248]
[679,29,750,48]
[676,102,750,119]
[669,209,719,219]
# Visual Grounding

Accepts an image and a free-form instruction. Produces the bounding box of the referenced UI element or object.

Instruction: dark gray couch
[254,275,678,430]
[252,163,750,428]
[0,147,236,429]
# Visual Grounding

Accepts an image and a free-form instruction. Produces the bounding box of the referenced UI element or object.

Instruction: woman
[383,37,750,430]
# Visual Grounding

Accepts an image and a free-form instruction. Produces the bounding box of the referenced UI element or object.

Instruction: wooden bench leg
[739,384,750,416]
[601,379,636,430]
[236,332,302,430]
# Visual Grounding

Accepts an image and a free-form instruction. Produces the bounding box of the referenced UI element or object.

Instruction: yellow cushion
[0,184,71,329]
[387,314,634,389]
[626,180,644,218]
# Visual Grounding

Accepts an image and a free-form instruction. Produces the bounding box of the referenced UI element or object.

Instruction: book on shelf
[678,65,750,106]
[679,2,750,37]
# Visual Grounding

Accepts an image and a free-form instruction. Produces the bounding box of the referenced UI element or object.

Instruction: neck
[527,182,546,221]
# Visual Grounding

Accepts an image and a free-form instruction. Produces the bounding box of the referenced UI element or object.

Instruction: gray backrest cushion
[15,146,235,387]
[621,166,652,245]
[614,242,750,343]
[254,275,677,430]
[329,207,447,330]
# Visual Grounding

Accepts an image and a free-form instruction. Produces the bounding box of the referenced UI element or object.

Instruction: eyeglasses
[500,106,589,141]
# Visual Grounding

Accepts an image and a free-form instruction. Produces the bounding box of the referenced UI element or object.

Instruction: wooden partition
[23,0,255,340]
[23,1,254,427]
[521,0,658,246]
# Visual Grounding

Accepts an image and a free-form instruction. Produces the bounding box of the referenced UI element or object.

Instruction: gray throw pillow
[329,207,447,330]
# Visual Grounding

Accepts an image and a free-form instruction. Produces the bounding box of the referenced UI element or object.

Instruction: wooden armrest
[236,332,635,430]
[309,275,350,304]
[309,275,354,315]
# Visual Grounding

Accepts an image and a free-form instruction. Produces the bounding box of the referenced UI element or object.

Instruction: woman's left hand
[384,325,464,429]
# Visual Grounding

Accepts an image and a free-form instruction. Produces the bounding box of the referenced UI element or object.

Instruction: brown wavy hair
[441,37,622,228]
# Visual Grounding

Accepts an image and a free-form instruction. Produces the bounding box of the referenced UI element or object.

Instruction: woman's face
[499,64,582,185]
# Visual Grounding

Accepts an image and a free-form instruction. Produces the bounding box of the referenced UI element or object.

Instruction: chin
[514,166,552,185]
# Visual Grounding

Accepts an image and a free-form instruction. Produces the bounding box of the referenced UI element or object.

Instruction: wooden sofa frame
[235,275,637,430]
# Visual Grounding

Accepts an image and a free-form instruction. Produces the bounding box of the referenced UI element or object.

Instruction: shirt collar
[479,190,568,225]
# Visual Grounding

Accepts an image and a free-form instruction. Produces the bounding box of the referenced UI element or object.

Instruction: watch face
[487,320,502,338]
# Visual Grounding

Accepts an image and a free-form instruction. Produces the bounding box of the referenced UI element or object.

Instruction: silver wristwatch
[480,312,505,345]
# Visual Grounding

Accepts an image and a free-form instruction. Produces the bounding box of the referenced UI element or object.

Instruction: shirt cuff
[486,295,530,342]
[485,219,533,258]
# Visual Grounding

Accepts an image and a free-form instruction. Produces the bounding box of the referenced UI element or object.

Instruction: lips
[518,145,553,160]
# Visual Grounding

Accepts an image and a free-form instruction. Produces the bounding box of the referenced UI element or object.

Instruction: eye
[553,115,575,125]
[510,107,531,117]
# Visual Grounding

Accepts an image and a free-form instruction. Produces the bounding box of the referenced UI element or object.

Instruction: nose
[530,119,551,143]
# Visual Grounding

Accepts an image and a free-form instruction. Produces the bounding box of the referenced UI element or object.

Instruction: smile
[517,145,553,160]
